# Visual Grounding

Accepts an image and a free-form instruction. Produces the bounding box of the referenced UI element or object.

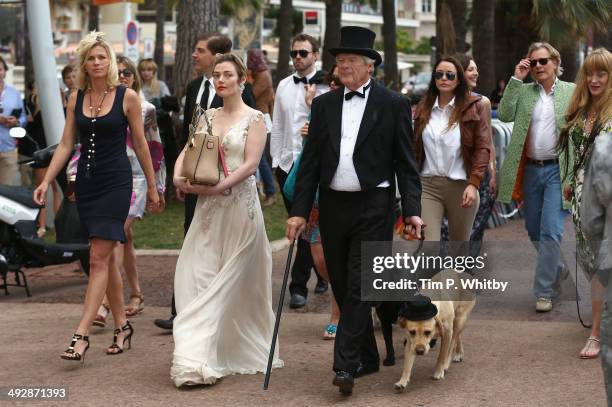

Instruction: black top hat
[328,26,382,66]
[399,296,438,321]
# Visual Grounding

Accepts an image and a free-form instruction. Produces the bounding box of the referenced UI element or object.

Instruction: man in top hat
[286,26,424,395]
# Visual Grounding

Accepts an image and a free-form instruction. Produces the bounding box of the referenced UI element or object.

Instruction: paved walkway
[0,219,607,406]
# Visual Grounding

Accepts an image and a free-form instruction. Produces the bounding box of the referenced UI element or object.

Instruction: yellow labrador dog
[394,270,476,392]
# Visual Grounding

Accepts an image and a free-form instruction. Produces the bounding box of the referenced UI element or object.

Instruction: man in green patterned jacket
[498,42,575,313]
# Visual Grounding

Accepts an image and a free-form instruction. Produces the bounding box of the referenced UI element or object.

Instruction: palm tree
[381,0,398,90]
[88,0,99,31]
[174,0,219,102]
[472,0,495,95]
[448,0,468,52]
[322,0,342,72]
[154,0,166,81]
[532,0,612,81]
[276,0,293,84]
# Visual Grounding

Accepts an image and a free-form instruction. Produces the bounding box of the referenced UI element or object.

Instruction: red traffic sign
[304,10,318,25]
[126,21,138,45]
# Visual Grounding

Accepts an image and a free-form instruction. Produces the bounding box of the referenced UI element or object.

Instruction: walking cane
[263,235,297,390]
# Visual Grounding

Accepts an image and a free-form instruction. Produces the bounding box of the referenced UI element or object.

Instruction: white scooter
[0,127,89,296]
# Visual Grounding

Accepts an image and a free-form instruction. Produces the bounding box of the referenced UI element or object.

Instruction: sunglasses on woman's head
[530,58,550,67]
[118,69,134,77]
[290,50,311,58]
[433,71,457,81]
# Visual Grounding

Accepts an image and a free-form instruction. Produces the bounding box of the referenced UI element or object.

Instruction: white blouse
[421,97,467,181]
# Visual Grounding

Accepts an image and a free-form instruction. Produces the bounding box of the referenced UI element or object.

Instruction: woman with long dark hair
[413,56,491,246]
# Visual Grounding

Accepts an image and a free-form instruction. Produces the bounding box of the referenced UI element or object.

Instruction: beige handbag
[182,107,228,185]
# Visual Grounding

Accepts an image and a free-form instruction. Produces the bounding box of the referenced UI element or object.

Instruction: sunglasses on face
[433,71,457,81]
[530,58,550,67]
[118,69,134,77]
[290,50,311,58]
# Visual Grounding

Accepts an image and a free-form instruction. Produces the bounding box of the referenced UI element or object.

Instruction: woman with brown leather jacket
[413,56,492,243]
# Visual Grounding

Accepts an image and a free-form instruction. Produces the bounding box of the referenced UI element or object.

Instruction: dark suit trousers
[318,187,394,374]
[275,167,319,298]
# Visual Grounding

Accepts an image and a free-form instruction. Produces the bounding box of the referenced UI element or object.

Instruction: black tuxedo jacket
[181,77,256,146]
[290,80,421,220]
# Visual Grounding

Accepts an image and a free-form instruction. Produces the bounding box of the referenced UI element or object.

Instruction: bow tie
[344,83,371,101]
[293,76,308,84]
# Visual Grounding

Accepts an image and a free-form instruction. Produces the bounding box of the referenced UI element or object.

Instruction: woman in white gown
[170,53,283,387]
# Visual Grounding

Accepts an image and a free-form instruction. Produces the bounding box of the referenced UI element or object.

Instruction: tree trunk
[276,0,293,84]
[174,0,219,102]
[448,0,468,52]
[23,0,34,86]
[154,0,166,81]
[559,42,579,82]
[322,0,341,72]
[88,1,99,32]
[436,0,456,59]
[472,0,495,95]
[382,0,398,90]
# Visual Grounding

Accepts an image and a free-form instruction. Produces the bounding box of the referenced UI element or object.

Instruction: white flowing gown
[171,108,283,387]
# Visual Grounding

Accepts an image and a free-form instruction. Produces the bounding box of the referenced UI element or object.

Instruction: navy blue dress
[75,86,132,243]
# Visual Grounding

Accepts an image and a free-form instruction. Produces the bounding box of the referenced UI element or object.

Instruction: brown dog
[394,271,476,391]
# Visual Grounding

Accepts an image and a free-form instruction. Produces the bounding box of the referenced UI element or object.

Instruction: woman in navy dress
[34,32,160,363]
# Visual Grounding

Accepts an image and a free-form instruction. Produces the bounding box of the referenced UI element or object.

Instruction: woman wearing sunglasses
[413,56,492,249]
[497,42,575,313]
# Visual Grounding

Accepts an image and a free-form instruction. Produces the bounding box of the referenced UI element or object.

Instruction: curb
[135,238,290,256]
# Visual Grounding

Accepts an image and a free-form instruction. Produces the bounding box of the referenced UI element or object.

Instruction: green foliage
[220,0,262,16]
[386,32,431,55]
[265,5,304,37]
[533,0,612,44]
[414,37,432,55]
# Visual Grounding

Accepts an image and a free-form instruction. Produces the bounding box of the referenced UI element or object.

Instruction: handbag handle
[218,144,232,195]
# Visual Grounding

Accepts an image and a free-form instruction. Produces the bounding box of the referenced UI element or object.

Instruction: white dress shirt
[195,75,216,110]
[270,69,329,172]
[421,97,467,181]
[527,78,558,160]
[329,79,389,191]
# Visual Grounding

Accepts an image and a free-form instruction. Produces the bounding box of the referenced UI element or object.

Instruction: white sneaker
[536,297,553,312]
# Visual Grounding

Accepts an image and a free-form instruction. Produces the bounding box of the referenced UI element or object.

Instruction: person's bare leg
[62,238,116,357]
[312,243,340,327]
[34,168,46,234]
[582,276,604,358]
[121,218,143,314]
[105,248,131,353]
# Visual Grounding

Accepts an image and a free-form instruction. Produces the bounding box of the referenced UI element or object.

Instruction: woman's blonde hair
[558,48,612,179]
[213,52,248,81]
[137,58,161,97]
[117,55,142,94]
[527,41,563,77]
[76,31,119,90]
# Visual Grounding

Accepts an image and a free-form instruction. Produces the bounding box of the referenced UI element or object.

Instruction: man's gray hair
[362,56,376,66]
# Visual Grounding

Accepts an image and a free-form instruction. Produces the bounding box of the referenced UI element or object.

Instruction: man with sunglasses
[271,33,329,309]
[498,42,575,313]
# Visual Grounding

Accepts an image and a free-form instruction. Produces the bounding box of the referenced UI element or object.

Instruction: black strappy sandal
[106,321,134,355]
[60,333,90,365]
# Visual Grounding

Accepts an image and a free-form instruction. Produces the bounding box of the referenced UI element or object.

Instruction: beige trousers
[0,149,18,185]
[420,176,480,242]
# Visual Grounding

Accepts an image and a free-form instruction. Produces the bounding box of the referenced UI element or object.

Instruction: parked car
[401,72,431,104]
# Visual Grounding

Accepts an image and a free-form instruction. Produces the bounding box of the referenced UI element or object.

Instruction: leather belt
[526,158,559,166]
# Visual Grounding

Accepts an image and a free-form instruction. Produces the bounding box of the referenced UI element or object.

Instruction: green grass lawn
[133,189,288,249]
[44,190,288,250]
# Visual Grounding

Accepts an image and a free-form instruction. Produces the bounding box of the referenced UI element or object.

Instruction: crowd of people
[0,22,608,399]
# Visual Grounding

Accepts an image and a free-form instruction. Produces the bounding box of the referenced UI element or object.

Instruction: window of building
[422,0,433,13]
[137,0,175,23]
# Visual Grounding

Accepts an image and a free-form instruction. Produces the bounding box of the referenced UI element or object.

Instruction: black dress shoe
[154,316,174,330]
[314,279,329,294]
[289,293,307,309]
[332,371,354,395]
[354,362,379,378]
